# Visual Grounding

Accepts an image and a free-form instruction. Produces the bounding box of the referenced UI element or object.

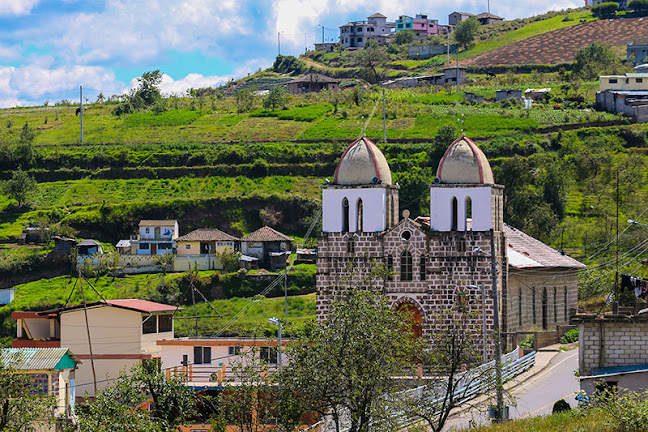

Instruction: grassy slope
[471,409,610,431]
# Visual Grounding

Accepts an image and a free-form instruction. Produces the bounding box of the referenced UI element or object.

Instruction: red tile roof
[176,228,238,242]
[241,226,293,242]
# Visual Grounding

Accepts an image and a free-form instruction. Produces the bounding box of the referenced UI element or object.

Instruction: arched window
[357,198,363,232]
[465,196,472,231]
[342,197,349,232]
[420,256,426,281]
[386,255,393,281]
[451,197,458,231]
[347,237,354,253]
[400,251,413,281]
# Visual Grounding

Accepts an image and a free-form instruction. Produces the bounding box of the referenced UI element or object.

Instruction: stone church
[315,136,585,353]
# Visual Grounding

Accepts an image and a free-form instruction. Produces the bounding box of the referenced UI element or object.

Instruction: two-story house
[12,299,180,396]
[132,220,179,255]
[395,14,439,39]
[241,226,293,270]
[174,228,239,271]
[339,13,394,48]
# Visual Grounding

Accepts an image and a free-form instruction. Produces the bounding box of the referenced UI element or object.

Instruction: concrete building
[314,42,339,53]
[287,73,340,95]
[157,337,284,388]
[574,313,648,394]
[395,14,439,39]
[449,11,475,26]
[12,299,179,396]
[408,44,457,60]
[476,12,504,25]
[131,220,179,255]
[339,13,394,48]
[316,136,583,356]
[596,68,648,123]
[495,89,524,101]
[628,39,648,65]
[241,226,293,270]
[0,347,81,417]
[174,228,239,271]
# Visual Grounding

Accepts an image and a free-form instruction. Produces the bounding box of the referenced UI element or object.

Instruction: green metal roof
[0,348,80,371]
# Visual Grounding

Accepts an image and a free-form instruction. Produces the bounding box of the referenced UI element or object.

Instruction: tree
[394,30,415,45]
[236,87,257,113]
[262,85,288,111]
[591,2,619,18]
[573,42,618,80]
[401,310,490,432]
[0,357,54,431]
[113,70,163,115]
[433,123,459,161]
[14,123,35,167]
[3,169,37,206]
[630,0,648,14]
[280,287,420,432]
[453,17,481,49]
[74,361,197,432]
[354,40,388,84]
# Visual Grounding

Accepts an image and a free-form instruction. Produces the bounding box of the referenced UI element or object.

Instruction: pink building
[395,14,438,39]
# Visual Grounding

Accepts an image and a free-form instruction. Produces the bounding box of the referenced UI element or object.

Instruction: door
[542,288,548,329]
[151,243,157,255]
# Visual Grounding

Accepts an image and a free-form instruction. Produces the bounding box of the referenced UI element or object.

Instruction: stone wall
[579,320,648,376]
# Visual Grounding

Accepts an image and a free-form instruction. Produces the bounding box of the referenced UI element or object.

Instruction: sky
[0,0,580,108]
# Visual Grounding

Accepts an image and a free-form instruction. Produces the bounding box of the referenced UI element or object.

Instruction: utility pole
[488,0,491,14]
[490,229,504,422]
[447,31,450,64]
[278,32,281,56]
[321,25,325,44]
[382,89,387,144]
[79,271,97,395]
[284,263,289,324]
[191,267,199,336]
[79,85,83,144]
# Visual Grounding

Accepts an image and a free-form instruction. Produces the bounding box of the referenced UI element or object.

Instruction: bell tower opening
[357,198,363,232]
[451,197,458,231]
[342,197,349,232]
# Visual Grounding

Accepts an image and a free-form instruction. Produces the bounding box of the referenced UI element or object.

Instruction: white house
[131,220,179,255]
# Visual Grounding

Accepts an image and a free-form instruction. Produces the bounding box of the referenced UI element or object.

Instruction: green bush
[520,334,534,349]
[560,327,579,344]
[630,0,648,13]
[591,2,618,18]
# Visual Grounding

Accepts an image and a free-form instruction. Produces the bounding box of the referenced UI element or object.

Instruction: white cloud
[157,73,230,96]
[0,0,39,16]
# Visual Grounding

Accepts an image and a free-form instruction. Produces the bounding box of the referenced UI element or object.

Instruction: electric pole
[490,229,504,422]
[278,32,281,56]
[382,89,387,144]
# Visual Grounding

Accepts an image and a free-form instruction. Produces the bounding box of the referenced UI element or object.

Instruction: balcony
[12,338,61,348]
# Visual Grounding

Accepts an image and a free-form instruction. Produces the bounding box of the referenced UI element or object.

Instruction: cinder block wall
[579,321,648,376]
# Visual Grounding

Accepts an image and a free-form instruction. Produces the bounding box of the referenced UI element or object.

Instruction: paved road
[443,349,579,430]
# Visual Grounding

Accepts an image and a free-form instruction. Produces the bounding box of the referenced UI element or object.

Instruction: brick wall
[579,320,648,376]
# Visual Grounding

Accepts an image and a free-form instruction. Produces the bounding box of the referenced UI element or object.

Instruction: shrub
[560,327,579,344]
[520,334,534,349]
[591,2,618,18]
[552,399,571,413]
[630,0,648,13]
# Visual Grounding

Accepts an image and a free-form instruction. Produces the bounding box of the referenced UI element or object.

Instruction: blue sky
[0,0,579,107]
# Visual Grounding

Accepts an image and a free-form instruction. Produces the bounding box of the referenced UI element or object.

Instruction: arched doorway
[396,301,423,338]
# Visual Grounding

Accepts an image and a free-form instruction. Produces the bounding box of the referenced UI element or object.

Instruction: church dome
[333,137,392,186]
[436,136,494,184]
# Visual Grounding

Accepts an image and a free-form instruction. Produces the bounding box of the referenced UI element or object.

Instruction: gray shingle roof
[176,228,239,242]
[504,225,585,269]
[0,348,80,370]
[241,226,293,242]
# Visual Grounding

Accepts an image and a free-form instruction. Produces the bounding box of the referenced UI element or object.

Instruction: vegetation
[573,42,619,80]
[591,2,619,18]
[454,17,482,49]
[2,169,37,206]
[630,0,648,14]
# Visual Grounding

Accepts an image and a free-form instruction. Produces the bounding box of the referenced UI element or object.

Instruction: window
[145,227,150,234]
[458,237,466,252]
[228,346,242,356]
[158,314,172,332]
[554,287,558,322]
[400,251,413,281]
[347,238,354,253]
[186,244,191,249]
[420,256,426,281]
[564,287,568,321]
[357,198,363,232]
[401,230,411,241]
[532,288,536,324]
[387,255,393,280]
[139,243,150,250]
[465,196,472,230]
[451,197,458,231]
[358,37,363,42]
[194,346,212,365]
[142,315,156,334]
[609,79,618,84]
[637,78,644,83]
[518,289,522,326]
[261,346,278,364]
[342,198,349,232]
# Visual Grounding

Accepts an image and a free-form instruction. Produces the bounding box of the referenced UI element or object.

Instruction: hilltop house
[449,11,474,26]
[339,13,394,48]
[395,14,439,39]
[0,347,81,416]
[174,228,239,271]
[596,67,648,123]
[449,11,503,26]
[287,73,340,95]
[241,226,293,270]
[316,136,584,357]
[12,299,179,396]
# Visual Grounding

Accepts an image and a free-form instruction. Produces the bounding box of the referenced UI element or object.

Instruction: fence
[327,347,536,432]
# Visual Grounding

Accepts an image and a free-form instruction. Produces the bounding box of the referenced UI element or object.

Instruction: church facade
[315,136,584,354]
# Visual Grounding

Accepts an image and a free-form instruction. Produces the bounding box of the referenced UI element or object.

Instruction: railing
[328,348,535,432]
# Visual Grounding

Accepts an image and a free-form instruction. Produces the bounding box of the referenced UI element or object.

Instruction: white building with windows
[339,12,395,48]
[316,136,584,353]
[132,220,179,255]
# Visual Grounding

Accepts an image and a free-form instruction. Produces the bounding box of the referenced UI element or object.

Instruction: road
[443,349,580,430]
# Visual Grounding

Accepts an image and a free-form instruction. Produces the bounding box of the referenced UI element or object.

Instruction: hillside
[467,17,648,66]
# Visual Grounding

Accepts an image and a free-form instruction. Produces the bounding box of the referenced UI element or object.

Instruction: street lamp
[628,219,648,228]
[268,317,282,366]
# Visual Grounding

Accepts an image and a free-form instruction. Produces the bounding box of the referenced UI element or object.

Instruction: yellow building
[174,228,239,271]
[599,73,648,92]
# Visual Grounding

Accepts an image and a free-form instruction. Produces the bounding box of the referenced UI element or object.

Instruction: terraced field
[467,17,648,66]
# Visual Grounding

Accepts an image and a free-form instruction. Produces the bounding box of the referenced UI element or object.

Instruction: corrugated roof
[139,220,178,227]
[241,226,293,242]
[288,73,340,84]
[0,348,80,370]
[504,225,585,269]
[78,239,101,246]
[116,240,131,248]
[176,228,239,242]
[41,299,182,315]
